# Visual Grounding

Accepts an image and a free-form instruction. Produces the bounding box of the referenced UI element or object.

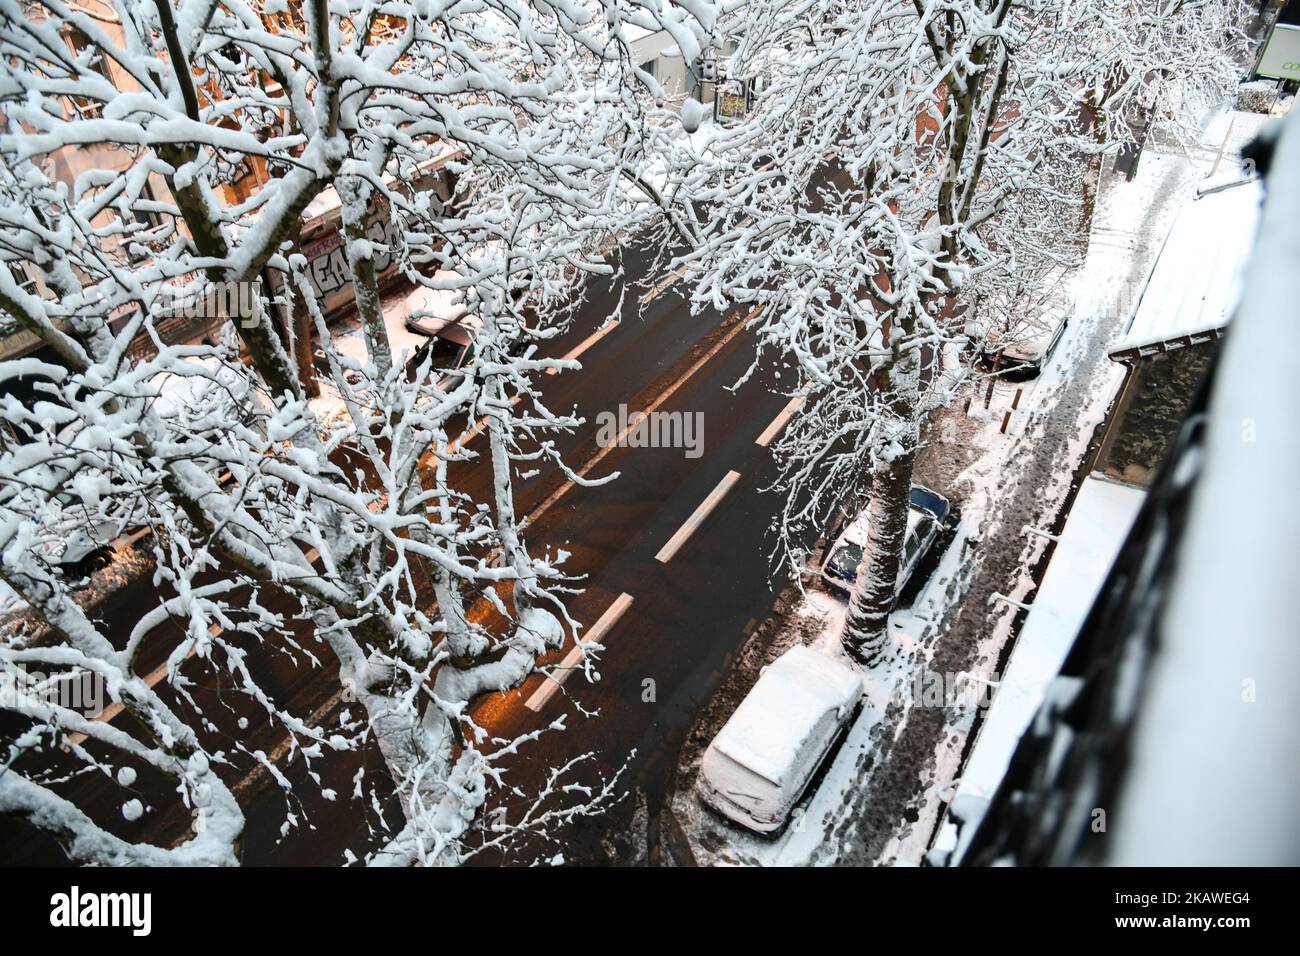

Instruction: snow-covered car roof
[840,504,927,549]
[148,356,247,420]
[405,272,482,344]
[323,279,462,369]
[710,645,862,787]
[298,143,463,231]
[981,304,1068,362]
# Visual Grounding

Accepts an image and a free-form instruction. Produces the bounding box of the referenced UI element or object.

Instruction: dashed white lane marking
[524,592,635,712]
[85,309,753,747]
[655,470,742,564]
[755,395,805,447]
[547,319,621,375]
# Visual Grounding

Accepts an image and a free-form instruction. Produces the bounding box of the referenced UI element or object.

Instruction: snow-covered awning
[1106,107,1300,866]
[944,476,1146,862]
[1109,177,1263,361]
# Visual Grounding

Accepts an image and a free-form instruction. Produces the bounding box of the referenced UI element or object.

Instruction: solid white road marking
[114,526,154,552]
[449,394,523,451]
[637,216,757,306]
[755,395,805,447]
[524,592,634,712]
[655,470,742,564]
[547,319,621,375]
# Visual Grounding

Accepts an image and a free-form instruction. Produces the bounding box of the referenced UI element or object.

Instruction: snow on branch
[0,0,711,864]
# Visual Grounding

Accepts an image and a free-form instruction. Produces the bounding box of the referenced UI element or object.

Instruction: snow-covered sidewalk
[667,106,1278,867]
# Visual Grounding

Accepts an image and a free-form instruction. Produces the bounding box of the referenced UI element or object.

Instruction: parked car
[978,308,1068,379]
[820,484,950,599]
[697,645,863,835]
[404,276,481,386]
[33,493,120,580]
[149,356,264,439]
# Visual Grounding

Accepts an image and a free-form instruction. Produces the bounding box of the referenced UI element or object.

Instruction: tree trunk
[338,174,394,380]
[292,291,320,399]
[842,432,919,667]
[843,301,924,668]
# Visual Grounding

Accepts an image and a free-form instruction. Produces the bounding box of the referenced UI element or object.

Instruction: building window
[716,78,749,123]
[7,263,40,300]
[64,27,113,119]
[639,59,659,83]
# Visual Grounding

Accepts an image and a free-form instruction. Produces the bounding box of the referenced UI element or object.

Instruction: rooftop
[1110,177,1262,359]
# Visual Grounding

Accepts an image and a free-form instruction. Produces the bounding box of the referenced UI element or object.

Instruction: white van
[697,645,863,834]
[33,492,120,580]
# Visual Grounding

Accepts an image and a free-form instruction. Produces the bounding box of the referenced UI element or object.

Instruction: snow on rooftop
[299,142,462,227]
[710,645,861,787]
[946,476,1146,857]
[1110,177,1263,356]
[300,185,344,226]
[622,24,658,43]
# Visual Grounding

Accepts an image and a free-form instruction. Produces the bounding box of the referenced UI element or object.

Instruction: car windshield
[909,487,948,522]
[904,518,934,565]
[424,336,467,371]
[827,541,863,581]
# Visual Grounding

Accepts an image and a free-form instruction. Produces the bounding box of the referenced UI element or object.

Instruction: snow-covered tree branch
[0,0,711,865]
[658,0,1248,665]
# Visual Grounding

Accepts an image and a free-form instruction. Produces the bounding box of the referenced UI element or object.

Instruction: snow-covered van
[33,491,120,580]
[149,355,264,438]
[697,645,863,834]
[820,484,950,600]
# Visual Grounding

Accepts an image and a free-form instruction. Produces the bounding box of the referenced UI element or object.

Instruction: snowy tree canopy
[0,0,711,864]
[652,0,1249,663]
